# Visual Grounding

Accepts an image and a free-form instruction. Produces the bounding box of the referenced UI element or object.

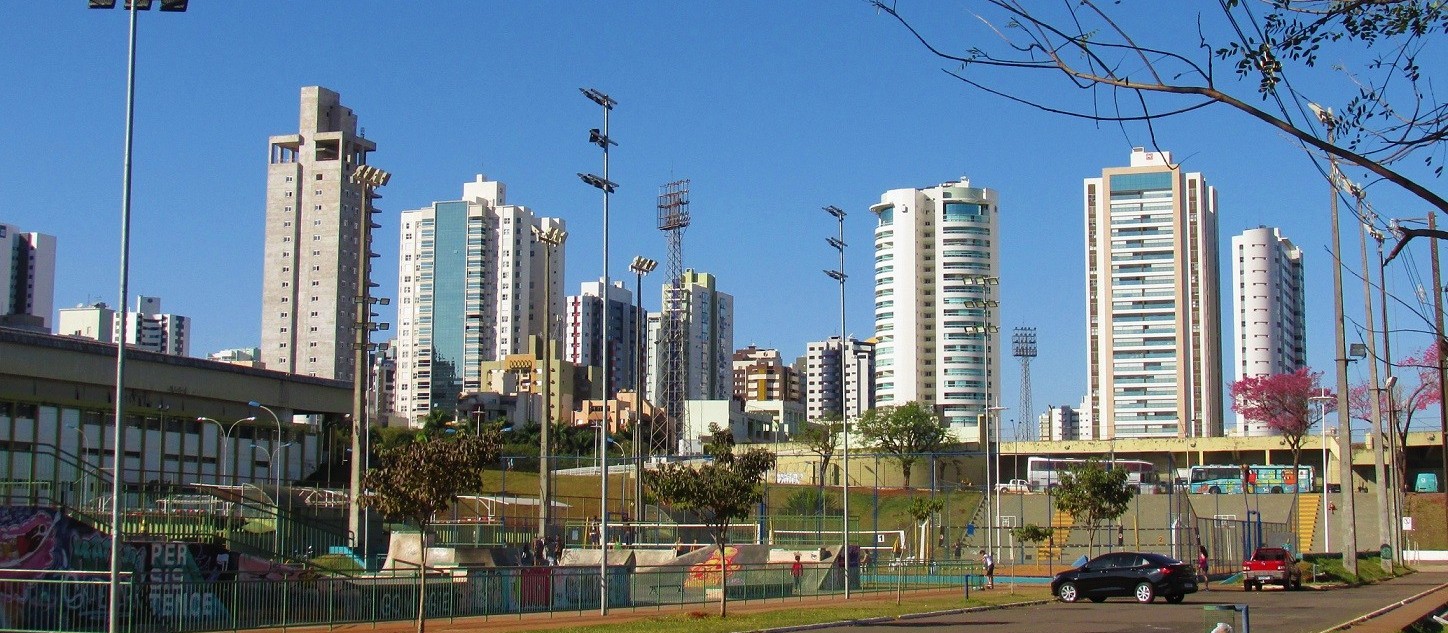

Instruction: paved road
[803,572,1448,633]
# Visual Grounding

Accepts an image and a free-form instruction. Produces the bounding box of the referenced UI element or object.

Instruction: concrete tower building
[260,86,378,379]
[393,175,565,421]
[0,223,56,331]
[1231,226,1307,436]
[566,279,641,398]
[804,336,875,422]
[1085,148,1223,439]
[646,269,734,404]
[869,177,1000,444]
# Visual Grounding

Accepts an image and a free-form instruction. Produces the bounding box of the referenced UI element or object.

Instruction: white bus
[1025,456,1158,491]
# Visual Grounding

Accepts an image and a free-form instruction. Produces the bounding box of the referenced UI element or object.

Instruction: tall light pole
[1345,183,1392,572]
[1310,391,1334,553]
[580,86,617,615]
[532,224,567,540]
[823,203,850,598]
[961,275,999,554]
[86,3,189,630]
[629,256,657,523]
[1312,103,1358,576]
[349,163,391,554]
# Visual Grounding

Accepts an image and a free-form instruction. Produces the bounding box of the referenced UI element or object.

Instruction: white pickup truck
[995,479,1032,493]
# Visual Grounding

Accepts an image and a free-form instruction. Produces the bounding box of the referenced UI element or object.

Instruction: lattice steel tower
[1012,327,1037,441]
[656,180,690,454]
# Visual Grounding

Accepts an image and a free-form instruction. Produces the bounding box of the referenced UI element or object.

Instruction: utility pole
[1352,187,1390,573]
[1314,103,1358,576]
[1431,212,1448,521]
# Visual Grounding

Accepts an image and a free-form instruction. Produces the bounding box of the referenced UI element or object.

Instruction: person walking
[980,549,995,589]
[791,553,804,591]
[1198,545,1210,590]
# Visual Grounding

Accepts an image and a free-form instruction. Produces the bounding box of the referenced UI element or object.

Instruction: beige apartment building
[1084,148,1223,439]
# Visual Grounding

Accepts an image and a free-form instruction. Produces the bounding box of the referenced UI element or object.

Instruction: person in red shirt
[791,553,804,591]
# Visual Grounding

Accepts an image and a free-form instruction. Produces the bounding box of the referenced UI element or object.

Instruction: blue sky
[4,2,1443,435]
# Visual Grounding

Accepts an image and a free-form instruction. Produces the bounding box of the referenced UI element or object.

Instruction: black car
[1051,551,1198,604]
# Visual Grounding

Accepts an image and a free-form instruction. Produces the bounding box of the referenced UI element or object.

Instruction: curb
[742,598,1055,633]
[1315,581,1448,633]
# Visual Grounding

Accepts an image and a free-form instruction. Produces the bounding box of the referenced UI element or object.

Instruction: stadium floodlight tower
[657,180,691,455]
[579,86,617,615]
[1012,328,1037,442]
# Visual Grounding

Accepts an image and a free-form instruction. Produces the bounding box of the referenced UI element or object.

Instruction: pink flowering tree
[1231,368,1332,497]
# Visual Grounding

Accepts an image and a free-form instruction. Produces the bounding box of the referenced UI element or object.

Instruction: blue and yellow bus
[1188,464,1314,494]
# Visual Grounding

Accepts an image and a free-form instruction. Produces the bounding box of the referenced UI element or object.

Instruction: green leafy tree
[1053,459,1135,555]
[361,432,500,633]
[907,496,944,560]
[856,402,951,488]
[643,425,776,617]
[798,416,843,487]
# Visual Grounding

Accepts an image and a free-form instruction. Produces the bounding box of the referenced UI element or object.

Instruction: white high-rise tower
[1232,226,1307,435]
[869,177,1000,444]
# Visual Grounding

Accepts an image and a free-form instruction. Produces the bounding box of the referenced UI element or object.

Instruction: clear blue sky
[4,2,1442,435]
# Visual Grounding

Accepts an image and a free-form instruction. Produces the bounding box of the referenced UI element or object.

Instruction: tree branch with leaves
[871,1,1448,216]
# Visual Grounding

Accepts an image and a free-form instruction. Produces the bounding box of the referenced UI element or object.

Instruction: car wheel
[1089,597,1105,603]
[1135,582,1156,603]
[1165,594,1185,604]
[1058,582,1080,603]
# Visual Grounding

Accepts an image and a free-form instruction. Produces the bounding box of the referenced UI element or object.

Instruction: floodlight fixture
[580,87,616,109]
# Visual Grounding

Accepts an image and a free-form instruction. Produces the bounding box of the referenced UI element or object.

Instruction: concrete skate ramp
[385,532,523,569]
[559,548,635,567]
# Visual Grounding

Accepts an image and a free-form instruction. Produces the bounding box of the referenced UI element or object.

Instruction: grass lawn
[1405,494,1447,550]
[532,587,1051,633]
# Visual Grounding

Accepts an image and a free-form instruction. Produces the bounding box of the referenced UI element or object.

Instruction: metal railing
[0,561,984,633]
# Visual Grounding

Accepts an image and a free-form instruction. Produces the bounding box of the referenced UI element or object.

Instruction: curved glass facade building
[869,177,1000,445]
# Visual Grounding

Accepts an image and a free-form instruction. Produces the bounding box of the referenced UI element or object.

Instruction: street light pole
[580,86,617,615]
[86,3,190,630]
[197,417,243,486]
[824,204,850,599]
[251,443,292,556]
[1310,392,1334,553]
[629,256,657,523]
[533,225,567,541]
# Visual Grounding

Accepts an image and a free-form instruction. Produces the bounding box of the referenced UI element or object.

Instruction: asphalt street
[801,572,1448,633]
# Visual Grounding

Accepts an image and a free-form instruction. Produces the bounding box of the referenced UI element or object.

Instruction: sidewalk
[1319,580,1448,633]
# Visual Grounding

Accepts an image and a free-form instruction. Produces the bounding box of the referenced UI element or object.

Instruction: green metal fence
[0,561,984,633]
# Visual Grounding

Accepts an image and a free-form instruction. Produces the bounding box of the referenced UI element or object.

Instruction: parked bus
[1187,464,1314,494]
[1025,456,1158,490]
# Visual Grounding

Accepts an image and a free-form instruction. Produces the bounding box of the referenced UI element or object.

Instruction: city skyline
[4,3,1440,432]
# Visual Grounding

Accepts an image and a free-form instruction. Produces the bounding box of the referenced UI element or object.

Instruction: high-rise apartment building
[732,345,803,403]
[57,296,190,356]
[1085,148,1223,438]
[566,279,641,399]
[804,336,875,422]
[393,175,565,420]
[1039,404,1089,441]
[1232,226,1307,435]
[647,269,734,405]
[869,178,1000,443]
[260,86,379,380]
[0,223,55,331]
